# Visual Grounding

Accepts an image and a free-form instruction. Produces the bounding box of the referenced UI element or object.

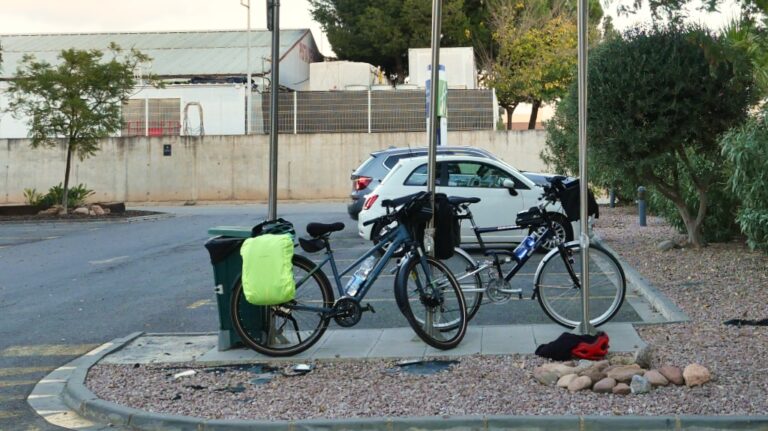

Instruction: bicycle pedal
[362,303,376,313]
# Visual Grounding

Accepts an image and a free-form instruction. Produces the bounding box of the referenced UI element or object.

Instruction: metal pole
[576,0,596,335]
[241,0,252,135]
[425,0,442,256]
[268,0,280,220]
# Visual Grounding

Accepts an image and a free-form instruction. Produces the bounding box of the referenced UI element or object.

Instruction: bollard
[609,188,616,208]
[637,186,647,227]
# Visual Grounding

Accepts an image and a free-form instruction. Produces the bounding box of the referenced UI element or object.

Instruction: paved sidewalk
[100,323,645,365]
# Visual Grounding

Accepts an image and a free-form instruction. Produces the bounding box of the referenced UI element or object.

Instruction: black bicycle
[441,178,627,328]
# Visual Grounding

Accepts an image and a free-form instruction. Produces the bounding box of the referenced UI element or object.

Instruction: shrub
[38,183,94,209]
[721,110,768,251]
[23,188,44,206]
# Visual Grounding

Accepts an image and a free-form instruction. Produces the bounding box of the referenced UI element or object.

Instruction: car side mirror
[503,178,518,196]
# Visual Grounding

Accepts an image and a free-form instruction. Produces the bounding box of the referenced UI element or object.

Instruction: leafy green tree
[7,43,153,213]
[485,0,601,129]
[309,0,472,80]
[544,25,754,247]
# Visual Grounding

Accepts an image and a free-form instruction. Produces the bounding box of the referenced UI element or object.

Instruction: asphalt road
[0,202,641,430]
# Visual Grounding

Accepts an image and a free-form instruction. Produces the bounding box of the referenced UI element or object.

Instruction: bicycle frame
[290,221,430,314]
[458,203,579,292]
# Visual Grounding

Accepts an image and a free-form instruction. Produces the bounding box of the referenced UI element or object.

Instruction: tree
[7,43,153,213]
[309,0,472,81]
[485,0,601,129]
[544,25,754,247]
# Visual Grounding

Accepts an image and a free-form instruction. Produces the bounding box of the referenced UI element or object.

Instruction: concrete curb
[593,237,690,324]
[63,335,768,430]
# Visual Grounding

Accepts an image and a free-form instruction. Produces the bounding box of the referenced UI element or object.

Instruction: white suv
[357,155,578,246]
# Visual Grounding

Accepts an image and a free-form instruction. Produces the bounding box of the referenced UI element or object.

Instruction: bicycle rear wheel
[395,255,467,350]
[440,247,483,322]
[535,242,626,328]
[230,254,334,356]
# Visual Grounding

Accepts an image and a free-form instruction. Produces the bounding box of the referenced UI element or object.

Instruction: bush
[23,188,44,206]
[721,110,768,251]
[37,183,94,209]
[647,163,741,243]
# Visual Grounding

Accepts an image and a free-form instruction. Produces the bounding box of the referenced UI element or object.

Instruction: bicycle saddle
[306,222,345,237]
[448,196,481,206]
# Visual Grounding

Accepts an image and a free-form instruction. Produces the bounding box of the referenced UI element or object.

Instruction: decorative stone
[579,368,607,383]
[657,240,677,251]
[630,375,652,394]
[683,364,711,387]
[659,365,684,385]
[567,376,592,392]
[539,363,577,377]
[609,355,635,366]
[73,207,89,215]
[612,382,631,395]
[633,345,654,369]
[533,367,559,386]
[644,369,669,386]
[557,374,578,388]
[90,204,105,216]
[593,377,617,393]
[606,364,645,383]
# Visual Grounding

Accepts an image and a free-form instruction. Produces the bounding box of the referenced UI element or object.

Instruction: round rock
[606,364,645,383]
[557,374,578,388]
[683,363,711,387]
[567,375,593,392]
[612,382,631,395]
[592,377,617,394]
[630,375,652,394]
[659,365,684,385]
[644,369,669,386]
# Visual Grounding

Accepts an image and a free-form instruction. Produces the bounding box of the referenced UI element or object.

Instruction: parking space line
[0,344,98,357]
[187,299,213,309]
[0,380,38,388]
[0,411,22,420]
[0,367,52,378]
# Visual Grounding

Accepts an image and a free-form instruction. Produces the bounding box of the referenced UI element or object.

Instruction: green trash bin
[205,226,268,351]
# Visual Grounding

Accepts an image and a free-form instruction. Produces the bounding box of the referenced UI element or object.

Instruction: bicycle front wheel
[440,247,483,322]
[535,242,626,328]
[395,255,468,350]
[230,254,334,357]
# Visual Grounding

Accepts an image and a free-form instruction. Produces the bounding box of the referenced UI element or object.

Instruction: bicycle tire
[230,254,334,357]
[394,255,468,350]
[534,241,626,328]
[441,247,483,322]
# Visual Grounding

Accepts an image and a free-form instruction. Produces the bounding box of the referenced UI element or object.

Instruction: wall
[0,130,549,204]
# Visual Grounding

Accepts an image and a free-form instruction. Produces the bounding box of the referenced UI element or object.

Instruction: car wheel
[531,214,573,252]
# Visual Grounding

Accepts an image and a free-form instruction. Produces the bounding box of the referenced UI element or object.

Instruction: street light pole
[267,0,280,220]
[240,0,252,135]
[576,0,596,336]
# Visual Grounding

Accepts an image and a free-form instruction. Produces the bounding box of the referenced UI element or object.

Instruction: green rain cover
[240,234,295,305]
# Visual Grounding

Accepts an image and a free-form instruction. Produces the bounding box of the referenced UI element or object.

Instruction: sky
[0,0,741,58]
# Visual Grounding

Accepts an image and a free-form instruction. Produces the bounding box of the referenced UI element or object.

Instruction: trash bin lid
[207,226,252,238]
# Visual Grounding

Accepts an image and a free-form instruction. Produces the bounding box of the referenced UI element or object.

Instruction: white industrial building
[0,29,322,138]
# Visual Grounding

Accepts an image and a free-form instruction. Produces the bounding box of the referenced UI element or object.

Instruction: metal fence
[121,98,181,137]
[260,89,494,134]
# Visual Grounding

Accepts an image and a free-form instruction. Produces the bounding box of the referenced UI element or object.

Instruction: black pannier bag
[515,206,545,228]
[557,179,600,222]
[432,193,458,259]
[409,193,459,260]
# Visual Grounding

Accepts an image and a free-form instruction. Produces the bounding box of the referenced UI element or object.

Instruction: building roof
[0,29,319,79]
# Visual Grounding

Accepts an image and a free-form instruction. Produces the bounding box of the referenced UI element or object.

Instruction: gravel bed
[86,206,768,419]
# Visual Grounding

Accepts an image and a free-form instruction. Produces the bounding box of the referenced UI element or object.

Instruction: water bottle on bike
[345,256,376,296]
